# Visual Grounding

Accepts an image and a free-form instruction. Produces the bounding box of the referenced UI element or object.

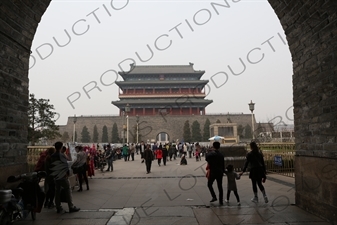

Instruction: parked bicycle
[0,171,46,224]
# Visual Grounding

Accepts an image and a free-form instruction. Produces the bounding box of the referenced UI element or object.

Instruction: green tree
[216,119,221,123]
[111,122,119,143]
[244,124,252,139]
[93,125,99,143]
[203,118,211,141]
[237,124,244,138]
[81,126,91,143]
[102,125,108,142]
[61,131,70,143]
[28,94,61,145]
[256,122,265,135]
[183,120,191,142]
[191,120,202,141]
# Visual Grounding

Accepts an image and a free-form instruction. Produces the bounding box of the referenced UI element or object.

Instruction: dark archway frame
[0,0,336,223]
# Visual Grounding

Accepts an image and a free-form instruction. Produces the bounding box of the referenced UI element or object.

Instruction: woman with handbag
[72,146,89,192]
[239,141,268,203]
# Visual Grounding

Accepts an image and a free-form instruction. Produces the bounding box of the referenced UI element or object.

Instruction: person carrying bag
[71,146,89,192]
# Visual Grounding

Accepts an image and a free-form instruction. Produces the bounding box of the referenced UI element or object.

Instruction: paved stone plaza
[14,155,332,225]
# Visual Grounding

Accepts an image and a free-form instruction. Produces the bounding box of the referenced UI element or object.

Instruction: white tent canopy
[208,136,225,141]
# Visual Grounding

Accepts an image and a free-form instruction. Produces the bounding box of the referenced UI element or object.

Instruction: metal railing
[74,114,120,117]
[205,112,244,115]
[27,146,52,172]
[259,143,295,178]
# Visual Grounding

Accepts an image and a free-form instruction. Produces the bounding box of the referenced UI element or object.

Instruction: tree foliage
[81,126,91,143]
[244,124,252,139]
[237,124,244,138]
[111,122,119,143]
[93,125,99,143]
[28,94,61,145]
[256,122,265,135]
[102,125,109,142]
[183,120,191,142]
[203,118,211,141]
[191,120,202,141]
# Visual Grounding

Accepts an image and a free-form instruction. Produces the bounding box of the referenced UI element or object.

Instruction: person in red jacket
[34,150,48,172]
[156,146,163,166]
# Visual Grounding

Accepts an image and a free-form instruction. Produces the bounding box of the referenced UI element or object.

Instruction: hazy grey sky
[28,0,293,126]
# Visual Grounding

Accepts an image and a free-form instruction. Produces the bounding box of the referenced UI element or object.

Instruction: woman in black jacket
[239,142,268,203]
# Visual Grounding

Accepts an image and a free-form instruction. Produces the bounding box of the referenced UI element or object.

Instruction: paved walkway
[14,155,332,225]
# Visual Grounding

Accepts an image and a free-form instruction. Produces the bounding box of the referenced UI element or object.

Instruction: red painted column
[153,108,155,115]
[189,107,192,115]
[143,108,145,115]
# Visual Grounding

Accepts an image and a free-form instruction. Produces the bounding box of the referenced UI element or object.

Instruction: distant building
[111,63,213,116]
[210,123,238,143]
[57,63,263,144]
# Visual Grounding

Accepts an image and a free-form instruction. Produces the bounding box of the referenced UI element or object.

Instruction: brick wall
[269,0,337,223]
[0,1,51,187]
[58,114,254,144]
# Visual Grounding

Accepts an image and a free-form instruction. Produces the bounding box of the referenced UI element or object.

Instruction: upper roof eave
[111,99,213,105]
[115,80,209,86]
[118,64,205,76]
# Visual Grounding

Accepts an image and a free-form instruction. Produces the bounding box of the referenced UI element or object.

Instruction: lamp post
[73,114,77,143]
[248,100,255,140]
[125,104,130,143]
[122,111,126,145]
[136,114,139,143]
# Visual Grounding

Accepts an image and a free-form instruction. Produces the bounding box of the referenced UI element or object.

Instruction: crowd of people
[33,141,208,212]
[34,140,268,213]
[36,142,81,214]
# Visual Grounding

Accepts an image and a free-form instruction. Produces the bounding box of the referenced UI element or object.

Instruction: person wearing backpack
[49,142,80,214]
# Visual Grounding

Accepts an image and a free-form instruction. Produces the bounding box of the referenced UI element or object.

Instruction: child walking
[156,147,163,166]
[224,164,241,206]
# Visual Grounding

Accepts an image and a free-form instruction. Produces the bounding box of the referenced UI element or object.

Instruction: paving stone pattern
[12,157,332,225]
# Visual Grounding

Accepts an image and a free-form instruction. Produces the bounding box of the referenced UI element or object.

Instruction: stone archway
[156,132,170,144]
[0,0,336,223]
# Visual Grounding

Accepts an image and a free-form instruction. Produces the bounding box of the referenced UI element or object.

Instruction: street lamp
[248,100,255,139]
[122,111,126,145]
[136,114,139,143]
[73,114,77,143]
[125,104,130,143]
